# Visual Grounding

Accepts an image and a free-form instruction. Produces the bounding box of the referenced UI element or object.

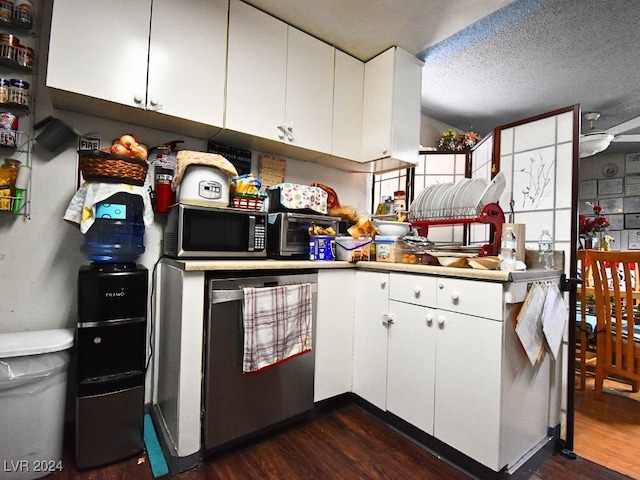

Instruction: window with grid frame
[372,151,469,243]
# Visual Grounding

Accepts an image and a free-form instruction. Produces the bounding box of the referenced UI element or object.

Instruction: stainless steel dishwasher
[203,270,318,453]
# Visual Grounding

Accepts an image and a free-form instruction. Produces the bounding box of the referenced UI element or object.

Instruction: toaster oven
[267,212,343,259]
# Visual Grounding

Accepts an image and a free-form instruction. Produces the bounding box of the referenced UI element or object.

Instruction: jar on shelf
[0,33,19,63]
[13,0,32,27]
[0,0,13,23]
[0,78,9,104]
[8,78,28,105]
[15,44,32,69]
[1,157,20,194]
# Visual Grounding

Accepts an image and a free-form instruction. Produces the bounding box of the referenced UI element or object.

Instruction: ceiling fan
[580,112,640,158]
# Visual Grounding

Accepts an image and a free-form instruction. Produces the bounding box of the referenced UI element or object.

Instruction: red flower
[579,204,609,235]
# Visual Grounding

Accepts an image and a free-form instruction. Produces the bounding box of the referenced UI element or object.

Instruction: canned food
[0,0,13,22]
[0,78,8,103]
[0,34,18,63]
[13,0,31,26]
[0,33,19,46]
[15,45,33,69]
[0,129,16,147]
[9,78,28,105]
[0,112,18,129]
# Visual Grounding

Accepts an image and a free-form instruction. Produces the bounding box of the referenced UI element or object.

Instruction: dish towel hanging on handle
[242,283,313,373]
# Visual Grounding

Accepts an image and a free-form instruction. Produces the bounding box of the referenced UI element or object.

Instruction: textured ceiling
[245,0,640,155]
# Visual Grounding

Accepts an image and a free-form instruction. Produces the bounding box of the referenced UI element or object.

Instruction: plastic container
[81,192,145,263]
[178,165,229,207]
[0,328,74,480]
[335,236,372,262]
[309,235,335,261]
[538,229,554,270]
[500,226,516,272]
[375,235,397,262]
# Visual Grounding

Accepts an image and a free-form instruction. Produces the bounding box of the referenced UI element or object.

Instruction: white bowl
[373,220,411,237]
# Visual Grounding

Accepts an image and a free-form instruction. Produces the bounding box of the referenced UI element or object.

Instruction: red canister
[154,166,175,213]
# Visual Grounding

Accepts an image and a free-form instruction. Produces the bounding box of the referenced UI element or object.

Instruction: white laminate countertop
[160,257,562,283]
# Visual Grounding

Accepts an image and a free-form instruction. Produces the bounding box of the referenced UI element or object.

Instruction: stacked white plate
[408,172,505,221]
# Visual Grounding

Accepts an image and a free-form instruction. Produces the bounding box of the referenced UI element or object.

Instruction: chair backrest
[586,250,640,380]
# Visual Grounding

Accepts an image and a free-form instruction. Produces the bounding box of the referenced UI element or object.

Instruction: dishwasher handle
[209,284,318,304]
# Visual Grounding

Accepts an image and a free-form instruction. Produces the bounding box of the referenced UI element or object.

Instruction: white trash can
[0,328,74,480]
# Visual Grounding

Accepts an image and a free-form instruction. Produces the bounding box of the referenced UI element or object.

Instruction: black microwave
[163,204,267,258]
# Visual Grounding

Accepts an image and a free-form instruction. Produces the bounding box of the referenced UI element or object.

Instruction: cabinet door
[226,0,287,141]
[353,271,389,410]
[387,300,436,434]
[332,51,364,160]
[285,27,335,154]
[47,0,151,107]
[433,310,503,470]
[148,0,227,126]
[315,270,355,402]
[361,47,422,164]
[361,48,394,161]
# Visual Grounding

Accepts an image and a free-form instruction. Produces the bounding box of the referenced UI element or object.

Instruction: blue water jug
[81,192,145,263]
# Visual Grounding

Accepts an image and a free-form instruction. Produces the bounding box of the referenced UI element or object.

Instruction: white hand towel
[242,283,313,373]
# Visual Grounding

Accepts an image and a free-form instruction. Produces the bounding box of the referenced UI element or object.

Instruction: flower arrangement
[437,129,481,151]
[579,203,609,236]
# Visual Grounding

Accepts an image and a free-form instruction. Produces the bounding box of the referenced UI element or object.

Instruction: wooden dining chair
[586,250,640,399]
[576,250,597,390]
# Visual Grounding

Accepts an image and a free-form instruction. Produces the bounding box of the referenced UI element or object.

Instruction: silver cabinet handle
[210,285,318,304]
[382,314,395,327]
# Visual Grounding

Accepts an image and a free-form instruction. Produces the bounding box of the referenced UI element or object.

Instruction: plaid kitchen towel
[242,283,313,373]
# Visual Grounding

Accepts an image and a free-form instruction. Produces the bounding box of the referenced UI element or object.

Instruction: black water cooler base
[75,263,148,470]
[75,385,145,469]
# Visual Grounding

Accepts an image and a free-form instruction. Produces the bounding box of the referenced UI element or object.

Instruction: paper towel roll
[503,223,525,262]
[14,164,31,189]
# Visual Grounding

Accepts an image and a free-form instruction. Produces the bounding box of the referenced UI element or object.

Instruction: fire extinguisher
[152,140,183,213]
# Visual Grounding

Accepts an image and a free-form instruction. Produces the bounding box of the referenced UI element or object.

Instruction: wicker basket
[231,193,266,211]
[79,150,148,186]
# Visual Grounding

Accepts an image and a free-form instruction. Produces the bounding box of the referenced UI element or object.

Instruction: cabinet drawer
[436,278,503,320]
[389,273,437,307]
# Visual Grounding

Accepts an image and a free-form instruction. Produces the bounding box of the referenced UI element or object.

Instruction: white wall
[0,0,369,334]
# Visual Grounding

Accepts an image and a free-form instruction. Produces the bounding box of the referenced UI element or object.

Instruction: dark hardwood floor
[49,401,631,480]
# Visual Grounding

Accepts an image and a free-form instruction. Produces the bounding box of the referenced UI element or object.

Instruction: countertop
[161,257,562,283]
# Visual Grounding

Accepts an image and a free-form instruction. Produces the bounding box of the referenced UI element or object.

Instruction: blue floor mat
[144,414,169,478]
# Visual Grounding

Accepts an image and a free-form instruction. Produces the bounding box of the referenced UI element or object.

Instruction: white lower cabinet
[315,270,355,402]
[353,271,552,473]
[432,308,503,468]
[386,300,436,434]
[352,271,389,410]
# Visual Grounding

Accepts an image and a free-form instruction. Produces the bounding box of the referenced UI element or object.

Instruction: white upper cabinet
[361,47,423,165]
[47,0,151,106]
[285,27,335,154]
[226,0,287,141]
[226,0,335,154]
[46,0,227,127]
[332,51,364,161]
[147,0,227,126]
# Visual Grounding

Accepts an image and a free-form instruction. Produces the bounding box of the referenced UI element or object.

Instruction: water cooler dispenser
[75,262,148,467]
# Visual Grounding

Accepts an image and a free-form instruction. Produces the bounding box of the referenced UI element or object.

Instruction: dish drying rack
[409,203,505,257]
